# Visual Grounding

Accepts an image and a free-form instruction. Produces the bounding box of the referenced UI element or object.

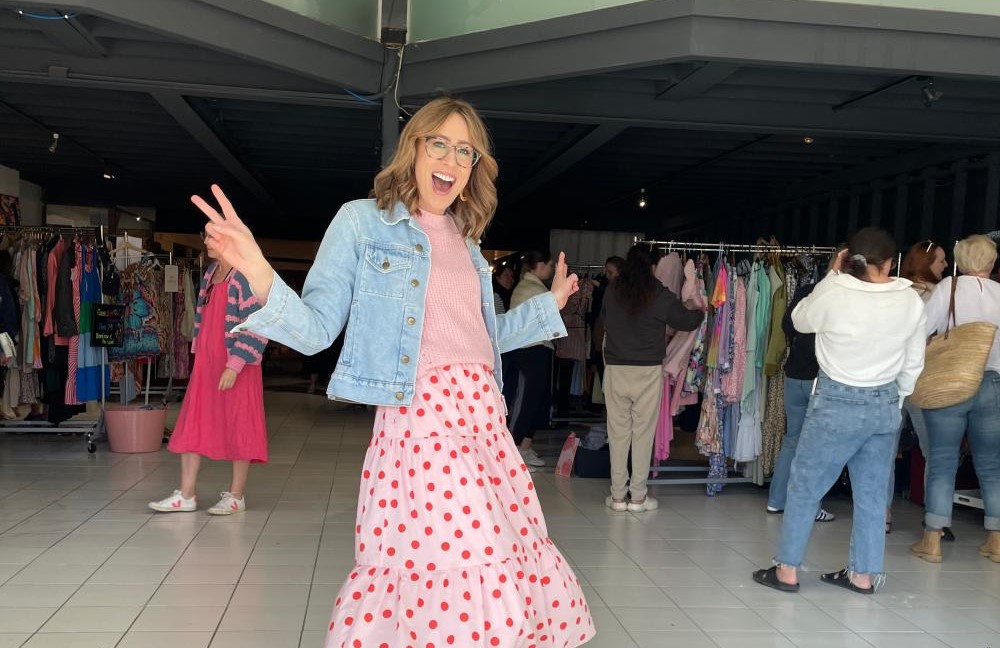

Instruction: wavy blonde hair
[372,97,499,241]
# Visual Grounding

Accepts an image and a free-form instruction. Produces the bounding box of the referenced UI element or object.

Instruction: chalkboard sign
[93,304,125,348]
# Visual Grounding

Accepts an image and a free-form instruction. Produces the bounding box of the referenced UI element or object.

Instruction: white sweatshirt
[792,272,927,398]
[925,276,1000,374]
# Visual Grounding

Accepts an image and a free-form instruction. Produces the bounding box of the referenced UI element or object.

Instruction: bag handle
[945,259,960,340]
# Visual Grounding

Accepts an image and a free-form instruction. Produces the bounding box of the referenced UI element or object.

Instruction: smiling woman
[191,96,592,648]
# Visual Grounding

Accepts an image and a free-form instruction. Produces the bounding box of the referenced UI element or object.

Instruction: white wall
[0,166,19,197]
[18,180,44,226]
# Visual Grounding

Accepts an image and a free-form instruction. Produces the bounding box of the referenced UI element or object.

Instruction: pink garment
[43,239,67,337]
[663,260,704,379]
[167,279,267,462]
[65,249,81,406]
[653,377,673,462]
[414,210,494,371]
[325,363,595,648]
[721,277,747,403]
[654,253,683,297]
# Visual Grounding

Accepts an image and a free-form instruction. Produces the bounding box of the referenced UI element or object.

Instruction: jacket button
[395,392,404,400]
[382,260,390,270]
[411,279,420,288]
[415,244,424,253]
[407,317,416,325]
[401,355,410,364]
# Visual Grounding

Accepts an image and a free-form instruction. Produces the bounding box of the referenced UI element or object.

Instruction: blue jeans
[922,372,1000,531]
[768,377,813,510]
[776,375,901,575]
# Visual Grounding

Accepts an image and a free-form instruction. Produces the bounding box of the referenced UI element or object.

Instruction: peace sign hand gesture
[550,252,580,310]
[191,185,274,299]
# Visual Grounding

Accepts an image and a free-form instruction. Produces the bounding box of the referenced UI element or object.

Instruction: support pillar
[985,153,1000,233]
[893,174,909,244]
[950,161,968,241]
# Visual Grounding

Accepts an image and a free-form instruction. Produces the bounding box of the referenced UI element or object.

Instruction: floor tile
[686,607,776,632]
[116,632,214,648]
[593,585,674,608]
[783,633,875,648]
[609,607,697,632]
[0,607,57,633]
[219,605,305,631]
[210,631,303,648]
[230,583,310,607]
[856,633,950,648]
[148,584,236,607]
[710,631,798,647]
[21,633,122,648]
[40,605,142,632]
[0,584,78,607]
[67,583,158,607]
[0,635,30,648]
[630,630,717,648]
[131,605,226,632]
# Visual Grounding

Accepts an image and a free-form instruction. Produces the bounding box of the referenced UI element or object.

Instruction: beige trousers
[604,364,664,502]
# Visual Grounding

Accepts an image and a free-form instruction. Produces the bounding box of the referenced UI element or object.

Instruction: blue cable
[15,10,77,19]
[345,88,379,105]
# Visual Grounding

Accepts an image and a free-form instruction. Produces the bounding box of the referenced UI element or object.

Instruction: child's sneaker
[148,490,197,513]
[208,492,246,516]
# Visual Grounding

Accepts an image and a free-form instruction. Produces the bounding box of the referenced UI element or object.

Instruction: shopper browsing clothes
[193,97,595,648]
[889,240,948,536]
[766,248,845,523]
[148,242,268,515]
[603,245,703,512]
[754,227,925,595]
[911,234,1000,564]
[507,250,556,470]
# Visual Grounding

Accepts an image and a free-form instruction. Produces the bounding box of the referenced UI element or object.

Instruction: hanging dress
[76,244,109,402]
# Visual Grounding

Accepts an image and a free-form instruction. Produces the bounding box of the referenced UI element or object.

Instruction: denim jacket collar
[381,200,482,246]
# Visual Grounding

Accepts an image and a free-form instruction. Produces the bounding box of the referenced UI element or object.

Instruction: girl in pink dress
[193,97,595,647]
[148,247,268,516]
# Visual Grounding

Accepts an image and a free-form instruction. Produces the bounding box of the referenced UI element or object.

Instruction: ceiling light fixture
[103,171,115,180]
[803,136,815,145]
[922,79,944,107]
[48,132,59,153]
[638,188,647,209]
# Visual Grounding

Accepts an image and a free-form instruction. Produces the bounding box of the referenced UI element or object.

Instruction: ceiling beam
[401,0,1000,97]
[19,11,108,58]
[150,92,274,207]
[767,143,999,204]
[656,62,739,100]
[455,84,1000,144]
[4,0,384,91]
[505,125,624,205]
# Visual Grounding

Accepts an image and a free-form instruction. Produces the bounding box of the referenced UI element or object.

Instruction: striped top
[192,263,268,373]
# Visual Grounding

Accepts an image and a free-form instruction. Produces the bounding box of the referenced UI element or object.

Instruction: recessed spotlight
[638,188,647,209]
[48,132,59,153]
[103,172,115,180]
[803,136,815,145]
[922,79,944,107]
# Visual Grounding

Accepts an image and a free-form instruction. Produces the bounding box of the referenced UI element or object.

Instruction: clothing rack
[632,237,836,489]
[0,224,105,452]
[634,237,838,255]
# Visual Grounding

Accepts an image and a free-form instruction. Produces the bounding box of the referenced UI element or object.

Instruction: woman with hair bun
[754,227,926,595]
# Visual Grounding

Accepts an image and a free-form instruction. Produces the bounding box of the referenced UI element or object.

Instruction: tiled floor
[0,390,998,648]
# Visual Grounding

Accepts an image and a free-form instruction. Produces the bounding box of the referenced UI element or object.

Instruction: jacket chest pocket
[360,246,412,299]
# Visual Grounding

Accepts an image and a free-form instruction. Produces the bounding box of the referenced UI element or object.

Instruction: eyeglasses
[423,136,481,168]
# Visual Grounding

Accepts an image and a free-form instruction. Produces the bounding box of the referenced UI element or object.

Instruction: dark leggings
[508,346,552,445]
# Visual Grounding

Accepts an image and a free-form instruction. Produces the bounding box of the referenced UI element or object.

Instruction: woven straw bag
[910,276,997,410]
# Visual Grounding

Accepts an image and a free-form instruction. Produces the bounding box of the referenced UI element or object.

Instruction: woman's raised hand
[550,252,580,310]
[191,185,274,299]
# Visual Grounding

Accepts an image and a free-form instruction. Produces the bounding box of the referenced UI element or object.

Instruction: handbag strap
[945,274,959,338]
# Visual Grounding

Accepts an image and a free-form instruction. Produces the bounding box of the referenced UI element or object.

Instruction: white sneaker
[149,490,197,513]
[605,496,628,512]
[207,492,246,516]
[520,447,545,467]
[627,496,659,512]
[527,464,541,473]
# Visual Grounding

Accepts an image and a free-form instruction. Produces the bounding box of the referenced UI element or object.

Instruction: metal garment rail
[633,237,836,487]
[0,225,105,451]
[634,237,839,256]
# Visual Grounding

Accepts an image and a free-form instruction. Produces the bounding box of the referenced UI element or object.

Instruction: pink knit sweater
[414,210,494,372]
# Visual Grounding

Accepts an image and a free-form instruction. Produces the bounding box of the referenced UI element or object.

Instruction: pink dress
[167,279,267,462]
[325,211,594,648]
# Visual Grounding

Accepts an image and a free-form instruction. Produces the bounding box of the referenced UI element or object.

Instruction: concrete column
[893,173,909,244]
[870,180,884,226]
[808,202,820,242]
[920,168,937,236]
[847,187,861,236]
[826,194,839,245]
[950,161,968,241]
[984,153,1000,233]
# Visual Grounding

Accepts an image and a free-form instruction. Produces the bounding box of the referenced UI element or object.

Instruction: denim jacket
[233,199,567,406]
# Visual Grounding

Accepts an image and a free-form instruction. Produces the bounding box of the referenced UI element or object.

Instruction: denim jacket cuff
[531,292,568,343]
[237,270,288,333]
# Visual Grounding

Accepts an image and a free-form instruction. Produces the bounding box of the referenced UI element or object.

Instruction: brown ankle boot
[979,531,1000,563]
[911,530,944,563]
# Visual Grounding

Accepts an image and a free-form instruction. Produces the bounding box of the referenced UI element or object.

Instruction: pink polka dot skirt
[326,364,595,648]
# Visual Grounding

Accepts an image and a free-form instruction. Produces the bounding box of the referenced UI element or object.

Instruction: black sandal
[943,527,956,542]
[752,566,800,593]
[820,569,874,595]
